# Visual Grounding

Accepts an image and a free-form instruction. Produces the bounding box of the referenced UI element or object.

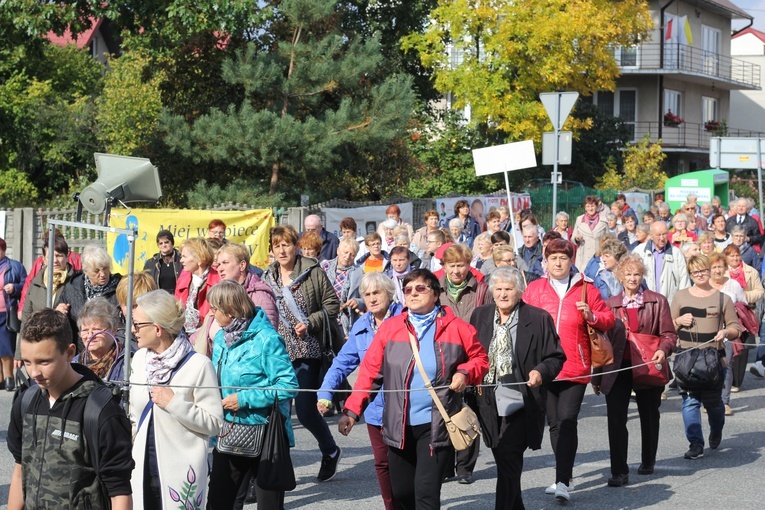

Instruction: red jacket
[523,273,614,384]
[344,306,488,449]
[174,268,221,322]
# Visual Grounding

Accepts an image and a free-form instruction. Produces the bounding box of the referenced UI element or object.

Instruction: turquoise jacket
[212,308,299,446]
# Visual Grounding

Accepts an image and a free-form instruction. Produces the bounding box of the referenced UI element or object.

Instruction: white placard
[472,140,537,176]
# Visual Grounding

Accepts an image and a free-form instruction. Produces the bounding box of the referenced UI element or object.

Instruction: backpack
[20,383,117,508]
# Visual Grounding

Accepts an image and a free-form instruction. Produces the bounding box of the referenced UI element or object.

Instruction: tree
[596,135,668,191]
[161,0,415,196]
[402,0,653,142]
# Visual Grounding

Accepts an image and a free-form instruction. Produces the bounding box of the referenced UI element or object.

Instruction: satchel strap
[408,332,452,425]
[617,307,631,333]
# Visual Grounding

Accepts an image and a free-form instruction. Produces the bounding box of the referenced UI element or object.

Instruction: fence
[527,186,618,229]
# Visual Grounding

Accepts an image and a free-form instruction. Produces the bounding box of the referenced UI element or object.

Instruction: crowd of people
[4,193,765,509]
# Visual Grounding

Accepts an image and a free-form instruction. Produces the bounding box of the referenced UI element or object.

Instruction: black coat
[468,302,565,450]
[726,214,763,248]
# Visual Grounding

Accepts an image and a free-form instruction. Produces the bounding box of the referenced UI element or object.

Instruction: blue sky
[732,0,765,31]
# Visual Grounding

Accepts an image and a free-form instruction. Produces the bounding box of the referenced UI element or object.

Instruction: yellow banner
[106,208,275,274]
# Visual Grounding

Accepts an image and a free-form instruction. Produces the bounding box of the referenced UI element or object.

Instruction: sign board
[435,195,532,230]
[472,140,537,176]
[323,203,414,238]
[709,137,765,169]
[540,92,579,130]
[667,187,712,203]
[542,131,573,165]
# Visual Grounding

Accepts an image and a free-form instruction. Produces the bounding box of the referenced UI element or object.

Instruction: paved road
[1,353,764,509]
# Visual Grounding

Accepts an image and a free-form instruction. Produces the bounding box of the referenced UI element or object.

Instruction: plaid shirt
[622,289,644,309]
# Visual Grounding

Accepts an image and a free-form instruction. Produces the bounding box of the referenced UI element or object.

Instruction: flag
[665,18,674,41]
[681,15,693,45]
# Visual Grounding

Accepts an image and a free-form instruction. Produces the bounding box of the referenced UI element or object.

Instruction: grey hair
[672,212,688,226]
[82,245,112,273]
[637,223,651,235]
[746,198,755,209]
[382,219,398,230]
[136,290,185,336]
[77,297,119,331]
[522,224,538,235]
[680,242,699,255]
[556,211,569,221]
[731,225,746,236]
[338,237,360,254]
[448,218,462,229]
[687,193,697,200]
[606,213,616,221]
[358,272,396,302]
[473,232,491,246]
[393,234,410,245]
[658,203,670,212]
[488,267,526,294]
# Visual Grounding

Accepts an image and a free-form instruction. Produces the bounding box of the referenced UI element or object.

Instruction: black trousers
[454,436,480,477]
[207,448,284,510]
[491,410,529,510]
[387,423,452,510]
[605,362,663,475]
[731,350,748,388]
[546,381,587,484]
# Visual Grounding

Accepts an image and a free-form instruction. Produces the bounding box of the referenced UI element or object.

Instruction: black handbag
[217,413,266,458]
[256,395,296,492]
[3,292,20,333]
[673,347,723,390]
[319,309,351,407]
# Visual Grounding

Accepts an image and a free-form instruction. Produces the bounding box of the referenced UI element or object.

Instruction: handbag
[319,309,351,407]
[257,395,297,492]
[734,301,758,336]
[3,291,20,334]
[217,413,267,458]
[617,309,670,388]
[582,281,614,368]
[673,293,724,391]
[408,333,480,451]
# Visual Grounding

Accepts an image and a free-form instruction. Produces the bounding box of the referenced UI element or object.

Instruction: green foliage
[162,0,416,197]
[186,179,287,209]
[730,178,757,202]
[403,109,505,198]
[0,168,39,207]
[596,135,668,192]
[96,51,164,155]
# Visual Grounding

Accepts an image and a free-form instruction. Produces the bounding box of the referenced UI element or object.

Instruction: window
[615,45,638,68]
[596,89,637,140]
[702,25,720,76]
[702,97,718,123]
[664,89,682,118]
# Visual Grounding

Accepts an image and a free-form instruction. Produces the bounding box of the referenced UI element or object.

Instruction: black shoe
[684,443,704,459]
[637,464,654,475]
[457,474,474,485]
[4,377,13,392]
[244,477,257,504]
[709,433,722,450]
[607,474,629,487]
[317,447,342,482]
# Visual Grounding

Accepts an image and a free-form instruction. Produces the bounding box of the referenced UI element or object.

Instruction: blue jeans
[681,390,725,446]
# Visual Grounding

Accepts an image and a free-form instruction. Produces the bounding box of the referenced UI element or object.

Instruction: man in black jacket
[144,229,183,293]
[725,198,763,248]
[7,309,134,510]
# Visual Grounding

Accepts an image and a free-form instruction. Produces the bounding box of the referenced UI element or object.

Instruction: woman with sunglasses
[339,268,488,510]
[670,255,740,460]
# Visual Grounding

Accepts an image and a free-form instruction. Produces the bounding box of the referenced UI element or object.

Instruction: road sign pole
[552,93,561,220]
[758,140,764,221]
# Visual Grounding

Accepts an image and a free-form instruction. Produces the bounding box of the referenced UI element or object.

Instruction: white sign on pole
[472,140,537,176]
[540,92,579,130]
[709,137,765,169]
[542,131,573,165]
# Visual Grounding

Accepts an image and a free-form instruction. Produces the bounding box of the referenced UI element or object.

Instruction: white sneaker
[555,482,571,502]
[750,361,765,378]
[545,479,574,495]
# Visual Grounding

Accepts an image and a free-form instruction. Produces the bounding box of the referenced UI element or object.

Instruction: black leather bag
[256,396,296,492]
[673,347,723,390]
[217,418,266,458]
[3,292,20,333]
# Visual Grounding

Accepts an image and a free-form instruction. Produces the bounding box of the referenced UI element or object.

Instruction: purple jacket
[243,270,278,328]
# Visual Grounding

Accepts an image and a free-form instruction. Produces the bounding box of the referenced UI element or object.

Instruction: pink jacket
[523,273,615,384]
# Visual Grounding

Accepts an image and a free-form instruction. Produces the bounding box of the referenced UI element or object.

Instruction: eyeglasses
[403,284,431,295]
[690,270,709,277]
[132,321,155,331]
[367,242,382,247]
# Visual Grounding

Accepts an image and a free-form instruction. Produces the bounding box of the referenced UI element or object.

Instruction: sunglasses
[403,284,431,295]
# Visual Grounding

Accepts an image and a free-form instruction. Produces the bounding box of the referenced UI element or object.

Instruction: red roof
[733,26,765,43]
[46,18,103,49]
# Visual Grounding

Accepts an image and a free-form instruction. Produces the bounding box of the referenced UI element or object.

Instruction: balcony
[618,43,760,90]
[628,121,765,152]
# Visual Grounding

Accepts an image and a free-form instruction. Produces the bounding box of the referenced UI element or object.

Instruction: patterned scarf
[145,331,194,385]
[83,344,118,379]
[184,269,209,334]
[408,306,439,340]
[445,276,468,302]
[41,266,69,291]
[729,265,746,290]
[223,317,250,347]
[84,273,120,301]
[585,213,599,231]
[485,306,518,384]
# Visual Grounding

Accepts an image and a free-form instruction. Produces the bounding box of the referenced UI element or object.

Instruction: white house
[730,27,765,133]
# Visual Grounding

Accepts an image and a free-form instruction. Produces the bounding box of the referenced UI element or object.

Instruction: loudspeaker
[78,153,162,215]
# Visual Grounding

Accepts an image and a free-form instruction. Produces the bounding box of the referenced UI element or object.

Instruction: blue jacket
[318,303,403,426]
[212,308,299,445]
[1,257,27,308]
[445,214,481,248]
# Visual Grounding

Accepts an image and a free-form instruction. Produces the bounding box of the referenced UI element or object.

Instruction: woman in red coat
[522,239,615,503]
[174,237,221,337]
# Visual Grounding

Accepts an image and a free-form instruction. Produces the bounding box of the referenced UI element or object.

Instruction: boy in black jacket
[7,308,134,510]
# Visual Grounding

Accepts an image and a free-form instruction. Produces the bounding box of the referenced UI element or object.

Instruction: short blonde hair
[207,280,255,321]
[136,290,185,336]
[686,254,711,274]
[442,244,473,265]
[179,237,214,268]
[217,242,250,264]
[492,245,515,263]
[614,252,647,282]
[117,272,158,307]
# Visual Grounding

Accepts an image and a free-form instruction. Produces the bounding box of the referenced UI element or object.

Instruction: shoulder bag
[257,395,297,491]
[617,308,670,388]
[408,332,480,451]
[2,289,20,334]
[673,292,724,391]
[582,281,614,368]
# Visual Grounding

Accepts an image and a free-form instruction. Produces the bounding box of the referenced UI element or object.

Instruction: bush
[186,179,287,209]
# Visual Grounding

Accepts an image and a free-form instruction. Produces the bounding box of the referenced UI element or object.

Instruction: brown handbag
[582,281,614,368]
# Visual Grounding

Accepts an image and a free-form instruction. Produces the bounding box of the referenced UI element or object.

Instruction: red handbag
[618,309,670,388]
[734,301,758,336]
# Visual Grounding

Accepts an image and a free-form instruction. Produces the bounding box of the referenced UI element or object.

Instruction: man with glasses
[635,221,691,304]
[424,230,447,272]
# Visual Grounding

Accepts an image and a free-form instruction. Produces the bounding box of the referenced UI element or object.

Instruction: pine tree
[162,0,415,195]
